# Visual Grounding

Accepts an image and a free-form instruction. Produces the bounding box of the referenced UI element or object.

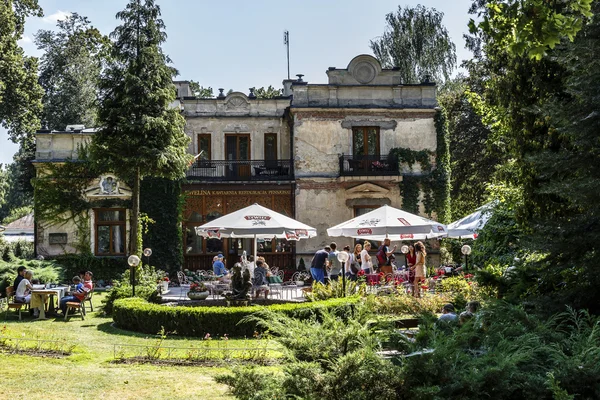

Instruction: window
[352,127,380,156]
[95,209,126,255]
[264,133,277,161]
[197,134,211,160]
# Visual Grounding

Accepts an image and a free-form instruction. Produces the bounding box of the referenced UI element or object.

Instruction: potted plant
[187,282,209,300]
[161,277,169,293]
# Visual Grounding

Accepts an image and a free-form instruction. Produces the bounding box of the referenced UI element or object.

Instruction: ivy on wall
[391,109,451,223]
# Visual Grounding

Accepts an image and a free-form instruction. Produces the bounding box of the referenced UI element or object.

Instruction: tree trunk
[129,167,140,255]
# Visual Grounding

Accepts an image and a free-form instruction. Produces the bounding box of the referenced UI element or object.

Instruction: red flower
[357,270,365,276]
[433,276,438,280]
[421,285,429,290]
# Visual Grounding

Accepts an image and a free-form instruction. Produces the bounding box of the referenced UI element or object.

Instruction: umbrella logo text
[357,228,373,235]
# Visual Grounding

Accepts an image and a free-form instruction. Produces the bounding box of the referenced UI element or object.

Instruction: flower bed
[113,297,360,337]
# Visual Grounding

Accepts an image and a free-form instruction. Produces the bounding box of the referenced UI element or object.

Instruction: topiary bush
[112,297,361,337]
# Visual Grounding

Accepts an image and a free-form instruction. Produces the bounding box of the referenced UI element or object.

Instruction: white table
[30,287,67,319]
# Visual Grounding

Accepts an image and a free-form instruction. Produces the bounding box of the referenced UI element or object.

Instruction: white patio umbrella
[447,202,494,239]
[195,203,317,263]
[326,205,447,241]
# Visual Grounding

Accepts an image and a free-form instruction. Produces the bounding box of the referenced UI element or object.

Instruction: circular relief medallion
[353,61,377,84]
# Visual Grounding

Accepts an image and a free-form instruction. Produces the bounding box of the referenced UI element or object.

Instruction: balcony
[186,159,293,181]
[339,155,400,176]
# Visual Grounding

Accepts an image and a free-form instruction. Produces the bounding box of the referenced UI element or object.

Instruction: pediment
[346,183,389,195]
[84,175,132,199]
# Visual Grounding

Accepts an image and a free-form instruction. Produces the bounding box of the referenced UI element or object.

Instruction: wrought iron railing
[339,154,400,176]
[186,159,293,181]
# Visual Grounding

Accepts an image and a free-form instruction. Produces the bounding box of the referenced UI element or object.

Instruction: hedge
[113,297,361,337]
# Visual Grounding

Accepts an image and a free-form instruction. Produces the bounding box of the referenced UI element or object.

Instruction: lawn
[0,292,277,400]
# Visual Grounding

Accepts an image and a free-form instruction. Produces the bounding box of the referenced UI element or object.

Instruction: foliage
[35,13,109,130]
[92,0,192,255]
[370,4,456,83]
[215,367,283,400]
[305,280,366,301]
[391,109,451,222]
[112,297,360,337]
[0,163,32,222]
[0,0,44,142]
[102,264,162,314]
[437,75,504,219]
[140,178,183,273]
[2,205,32,224]
[365,292,451,316]
[188,80,213,98]
[253,86,282,98]
[469,0,594,59]
[189,281,207,292]
[52,253,128,283]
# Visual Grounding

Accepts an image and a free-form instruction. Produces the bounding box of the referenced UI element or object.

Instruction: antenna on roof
[283,30,290,79]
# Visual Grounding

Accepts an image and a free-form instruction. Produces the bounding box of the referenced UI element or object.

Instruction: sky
[0,0,475,166]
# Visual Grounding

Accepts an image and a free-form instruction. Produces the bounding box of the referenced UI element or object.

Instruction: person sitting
[212,254,229,278]
[13,266,26,292]
[15,270,33,304]
[252,260,270,299]
[59,272,93,315]
[438,303,458,324]
[459,301,481,325]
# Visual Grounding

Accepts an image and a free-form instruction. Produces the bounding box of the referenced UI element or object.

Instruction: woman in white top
[15,270,33,303]
[360,241,373,274]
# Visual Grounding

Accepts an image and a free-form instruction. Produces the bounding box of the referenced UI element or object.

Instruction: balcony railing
[339,155,400,176]
[186,159,293,181]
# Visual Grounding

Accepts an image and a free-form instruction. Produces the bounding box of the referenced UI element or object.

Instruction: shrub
[305,279,366,301]
[112,297,361,337]
[52,254,128,283]
[0,239,34,262]
[365,292,452,316]
[102,265,163,314]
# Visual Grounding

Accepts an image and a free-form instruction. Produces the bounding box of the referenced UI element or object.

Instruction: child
[59,276,88,314]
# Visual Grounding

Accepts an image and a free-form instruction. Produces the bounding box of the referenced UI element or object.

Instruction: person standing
[412,241,427,298]
[405,245,416,269]
[379,238,397,275]
[344,245,357,281]
[360,241,373,274]
[328,242,342,281]
[310,246,330,284]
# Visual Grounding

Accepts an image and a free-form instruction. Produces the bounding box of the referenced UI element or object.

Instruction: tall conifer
[93,0,191,255]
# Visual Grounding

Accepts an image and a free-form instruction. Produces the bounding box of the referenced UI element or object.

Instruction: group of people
[310,239,428,297]
[11,266,94,317]
[211,253,273,299]
[438,301,481,326]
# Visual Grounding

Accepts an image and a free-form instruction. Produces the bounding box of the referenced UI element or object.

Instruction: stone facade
[33,54,441,268]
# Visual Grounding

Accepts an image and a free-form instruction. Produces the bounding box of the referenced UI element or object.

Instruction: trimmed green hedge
[113,297,361,337]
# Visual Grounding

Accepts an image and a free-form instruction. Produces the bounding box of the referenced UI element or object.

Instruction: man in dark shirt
[310,246,331,284]
[13,266,26,292]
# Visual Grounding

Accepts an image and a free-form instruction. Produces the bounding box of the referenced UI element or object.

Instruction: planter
[187,291,210,300]
[295,281,304,287]
[161,281,169,293]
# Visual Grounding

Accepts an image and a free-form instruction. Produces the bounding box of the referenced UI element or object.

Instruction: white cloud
[42,10,72,23]
[17,35,32,45]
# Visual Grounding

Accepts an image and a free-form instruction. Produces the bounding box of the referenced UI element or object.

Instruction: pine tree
[92,0,191,255]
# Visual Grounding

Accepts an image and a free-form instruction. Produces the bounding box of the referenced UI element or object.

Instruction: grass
[0,292,279,400]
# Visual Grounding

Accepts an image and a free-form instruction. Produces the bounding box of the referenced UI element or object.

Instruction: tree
[188,80,213,98]
[370,5,456,83]
[92,0,192,256]
[35,13,109,130]
[468,0,594,59]
[437,75,504,219]
[0,0,44,141]
[253,86,282,99]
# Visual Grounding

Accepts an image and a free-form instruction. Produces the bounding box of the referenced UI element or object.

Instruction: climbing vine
[390,109,451,222]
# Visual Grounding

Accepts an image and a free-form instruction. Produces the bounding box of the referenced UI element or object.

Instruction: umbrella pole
[253,234,258,268]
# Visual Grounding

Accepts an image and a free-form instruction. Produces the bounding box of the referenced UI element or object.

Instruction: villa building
[33,54,441,270]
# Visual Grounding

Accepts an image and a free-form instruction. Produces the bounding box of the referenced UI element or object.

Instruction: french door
[225,134,250,178]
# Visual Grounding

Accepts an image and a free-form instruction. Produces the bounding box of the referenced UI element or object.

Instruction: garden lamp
[337,250,349,297]
[128,254,141,296]
[461,244,472,271]
[143,247,152,267]
[401,245,409,268]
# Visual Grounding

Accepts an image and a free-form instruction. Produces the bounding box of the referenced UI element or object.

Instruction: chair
[64,301,85,321]
[177,271,191,300]
[5,287,26,321]
[82,288,94,313]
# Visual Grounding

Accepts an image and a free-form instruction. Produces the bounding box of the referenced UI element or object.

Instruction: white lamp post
[143,247,152,266]
[401,245,409,268]
[461,244,472,271]
[128,254,141,296]
[337,250,349,296]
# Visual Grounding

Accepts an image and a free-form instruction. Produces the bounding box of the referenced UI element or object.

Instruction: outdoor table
[30,287,67,319]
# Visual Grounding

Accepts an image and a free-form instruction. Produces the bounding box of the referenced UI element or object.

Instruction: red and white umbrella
[195,203,317,262]
[326,205,446,241]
